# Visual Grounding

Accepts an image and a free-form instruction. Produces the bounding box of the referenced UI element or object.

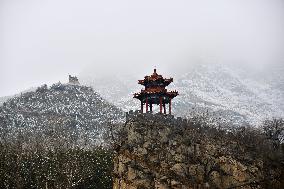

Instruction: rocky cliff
[113,111,283,189]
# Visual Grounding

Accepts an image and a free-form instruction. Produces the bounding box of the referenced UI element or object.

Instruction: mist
[1,0,284,96]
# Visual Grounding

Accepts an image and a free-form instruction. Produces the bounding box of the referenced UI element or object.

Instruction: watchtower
[68,75,80,85]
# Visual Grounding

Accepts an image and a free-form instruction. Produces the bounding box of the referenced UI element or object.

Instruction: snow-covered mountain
[0,83,124,146]
[81,63,284,125]
[173,63,284,125]
[80,74,141,111]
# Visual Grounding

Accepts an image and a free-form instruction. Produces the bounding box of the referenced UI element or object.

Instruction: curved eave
[133,91,179,99]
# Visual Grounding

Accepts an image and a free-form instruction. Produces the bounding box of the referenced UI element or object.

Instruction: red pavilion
[134,69,178,114]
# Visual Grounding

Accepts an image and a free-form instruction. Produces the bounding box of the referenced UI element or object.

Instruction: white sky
[1,0,284,96]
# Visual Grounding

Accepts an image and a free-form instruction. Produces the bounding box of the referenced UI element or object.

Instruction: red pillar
[169,99,172,115]
[146,97,148,112]
[141,101,143,113]
[160,97,163,113]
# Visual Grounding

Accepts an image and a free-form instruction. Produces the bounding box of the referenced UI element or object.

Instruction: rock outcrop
[113,111,283,189]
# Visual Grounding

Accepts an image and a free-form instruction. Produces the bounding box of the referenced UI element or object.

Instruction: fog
[1,0,284,96]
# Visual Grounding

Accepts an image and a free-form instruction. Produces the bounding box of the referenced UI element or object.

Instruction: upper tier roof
[138,69,173,87]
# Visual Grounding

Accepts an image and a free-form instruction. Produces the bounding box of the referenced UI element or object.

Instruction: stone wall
[113,111,266,189]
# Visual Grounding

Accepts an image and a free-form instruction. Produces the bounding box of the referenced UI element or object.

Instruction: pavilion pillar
[163,103,166,114]
[141,101,143,113]
[150,103,153,112]
[159,97,163,113]
[146,97,148,113]
[169,99,172,115]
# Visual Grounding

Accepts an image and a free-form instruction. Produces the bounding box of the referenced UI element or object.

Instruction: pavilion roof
[138,69,173,86]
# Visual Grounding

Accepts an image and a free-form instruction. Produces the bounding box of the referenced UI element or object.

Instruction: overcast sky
[1,0,284,96]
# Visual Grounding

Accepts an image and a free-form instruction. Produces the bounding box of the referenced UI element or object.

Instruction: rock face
[113,111,274,189]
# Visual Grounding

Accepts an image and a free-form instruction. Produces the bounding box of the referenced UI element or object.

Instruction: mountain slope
[0,83,124,147]
[172,63,284,124]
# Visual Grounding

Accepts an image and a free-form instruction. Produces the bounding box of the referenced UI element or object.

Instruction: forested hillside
[0,83,124,147]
